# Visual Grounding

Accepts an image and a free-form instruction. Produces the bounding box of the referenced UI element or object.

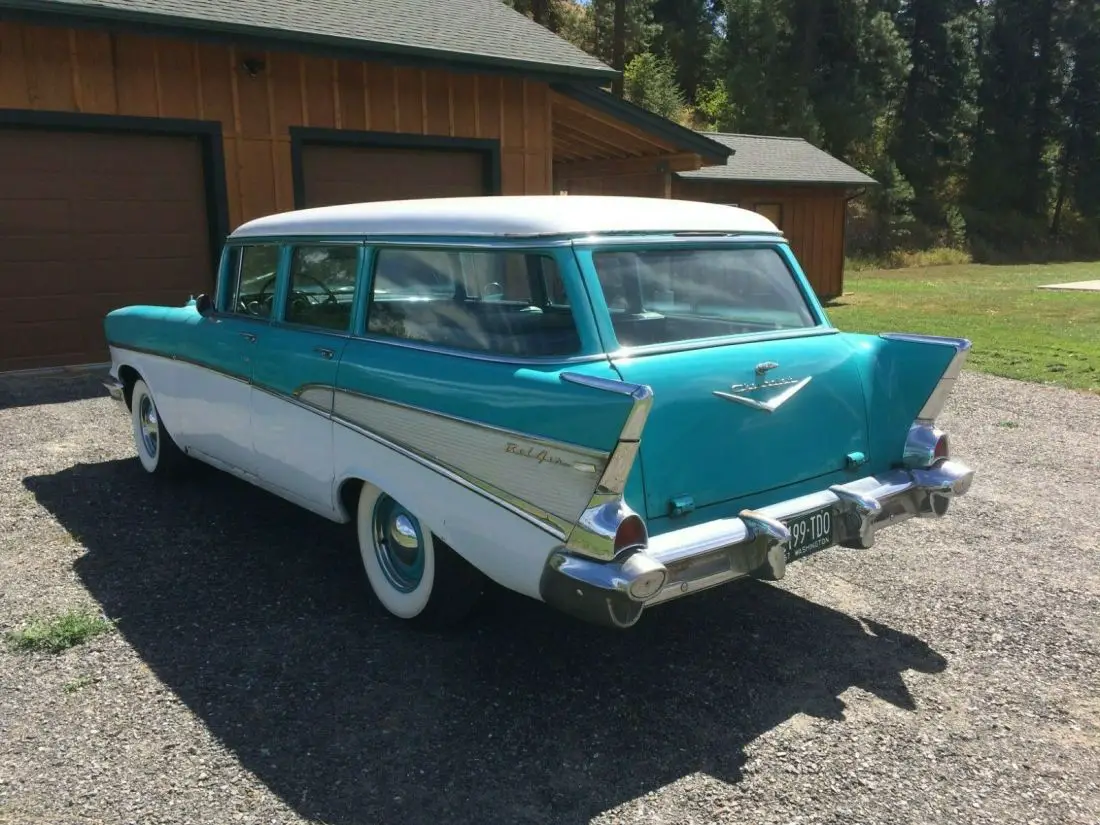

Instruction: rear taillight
[614,514,648,555]
[903,422,951,469]
[933,433,950,464]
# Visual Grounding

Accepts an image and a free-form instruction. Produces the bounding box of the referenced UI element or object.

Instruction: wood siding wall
[557,171,670,198]
[0,21,553,230]
[673,179,849,300]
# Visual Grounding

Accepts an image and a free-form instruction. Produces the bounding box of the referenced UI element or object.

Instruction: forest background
[504,0,1100,266]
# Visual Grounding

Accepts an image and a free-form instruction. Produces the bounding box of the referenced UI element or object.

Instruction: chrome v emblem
[713,361,812,412]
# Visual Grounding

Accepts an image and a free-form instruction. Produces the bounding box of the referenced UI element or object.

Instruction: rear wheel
[130,379,187,476]
[356,484,484,629]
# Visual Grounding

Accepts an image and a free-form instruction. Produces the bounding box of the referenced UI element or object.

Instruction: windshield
[589,246,819,348]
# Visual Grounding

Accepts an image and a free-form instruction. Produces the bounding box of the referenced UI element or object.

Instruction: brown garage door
[0,128,212,372]
[300,144,489,207]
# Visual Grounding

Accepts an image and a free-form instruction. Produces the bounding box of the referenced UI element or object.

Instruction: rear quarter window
[365,247,582,358]
[591,246,818,349]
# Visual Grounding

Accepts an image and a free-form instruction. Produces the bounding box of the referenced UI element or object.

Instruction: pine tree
[623,52,687,120]
[890,0,979,231]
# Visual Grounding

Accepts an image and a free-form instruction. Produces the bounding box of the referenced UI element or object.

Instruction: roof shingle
[679,132,878,187]
[3,0,614,78]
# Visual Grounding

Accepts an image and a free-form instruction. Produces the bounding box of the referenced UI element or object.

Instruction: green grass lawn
[825,261,1100,394]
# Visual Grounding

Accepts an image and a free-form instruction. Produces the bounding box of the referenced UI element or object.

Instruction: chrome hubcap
[372,496,425,593]
[138,395,159,457]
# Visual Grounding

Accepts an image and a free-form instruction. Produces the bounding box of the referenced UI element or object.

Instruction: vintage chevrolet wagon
[102,195,974,629]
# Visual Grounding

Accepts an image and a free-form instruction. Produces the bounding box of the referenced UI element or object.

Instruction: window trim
[215,241,284,323]
[276,241,366,335]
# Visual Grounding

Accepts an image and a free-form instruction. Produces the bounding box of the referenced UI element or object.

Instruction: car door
[177,243,282,473]
[249,242,362,515]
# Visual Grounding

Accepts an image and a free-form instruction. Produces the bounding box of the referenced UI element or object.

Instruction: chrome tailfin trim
[558,372,654,560]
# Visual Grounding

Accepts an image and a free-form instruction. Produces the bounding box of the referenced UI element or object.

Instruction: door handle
[239,331,257,343]
[314,346,335,360]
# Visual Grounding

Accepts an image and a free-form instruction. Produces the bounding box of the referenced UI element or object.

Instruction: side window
[366,248,580,358]
[225,244,281,319]
[284,245,360,332]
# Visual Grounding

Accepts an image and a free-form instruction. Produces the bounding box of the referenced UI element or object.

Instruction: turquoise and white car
[102,196,974,630]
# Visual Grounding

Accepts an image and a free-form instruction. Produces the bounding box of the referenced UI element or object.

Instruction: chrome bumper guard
[540,459,974,629]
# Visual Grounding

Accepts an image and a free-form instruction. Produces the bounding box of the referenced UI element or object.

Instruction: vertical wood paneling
[112,34,157,117]
[451,73,478,138]
[2,21,555,230]
[337,59,366,131]
[156,38,198,119]
[366,64,396,132]
[302,56,336,129]
[477,76,501,139]
[24,25,74,110]
[0,23,31,108]
[235,63,270,137]
[393,67,422,133]
[267,51,301,136]
[423,68,450,136]
[70,30,117,114]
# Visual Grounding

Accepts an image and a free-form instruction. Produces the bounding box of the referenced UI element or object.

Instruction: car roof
[228,195,783,240]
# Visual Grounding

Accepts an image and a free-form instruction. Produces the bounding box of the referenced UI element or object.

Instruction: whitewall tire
[130,379,186,476]
[356,484,485,629]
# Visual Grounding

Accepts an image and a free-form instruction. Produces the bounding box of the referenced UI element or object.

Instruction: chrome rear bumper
[539,460,974,629]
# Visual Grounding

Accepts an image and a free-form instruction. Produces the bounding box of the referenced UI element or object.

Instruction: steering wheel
[239,272,278,315]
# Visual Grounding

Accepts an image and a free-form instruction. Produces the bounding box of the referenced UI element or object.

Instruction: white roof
[229,195,782,240]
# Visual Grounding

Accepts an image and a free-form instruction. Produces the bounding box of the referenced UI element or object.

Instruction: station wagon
[102,195,975,629]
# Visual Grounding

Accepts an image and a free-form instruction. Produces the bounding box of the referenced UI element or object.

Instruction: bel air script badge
[714,361,811,412]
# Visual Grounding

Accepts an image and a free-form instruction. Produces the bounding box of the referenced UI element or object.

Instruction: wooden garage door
[300,145,489,207]
[0,128,211,372]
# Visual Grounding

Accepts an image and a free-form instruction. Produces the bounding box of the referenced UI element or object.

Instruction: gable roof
[1,0,614,80]
[678,132,878,187]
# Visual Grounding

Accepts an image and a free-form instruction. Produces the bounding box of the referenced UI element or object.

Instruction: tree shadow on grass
[24,459,947,825]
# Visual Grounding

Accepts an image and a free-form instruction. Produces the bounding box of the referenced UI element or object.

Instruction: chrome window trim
[604,326,839,359]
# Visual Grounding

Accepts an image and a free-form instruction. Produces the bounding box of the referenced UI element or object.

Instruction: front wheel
[130,379,187,476]
[356,484,485,630]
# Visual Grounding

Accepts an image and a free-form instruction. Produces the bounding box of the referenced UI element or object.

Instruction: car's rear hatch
[611,331,870,519]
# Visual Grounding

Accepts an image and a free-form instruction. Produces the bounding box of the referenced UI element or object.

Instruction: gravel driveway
[0,369,1097,825]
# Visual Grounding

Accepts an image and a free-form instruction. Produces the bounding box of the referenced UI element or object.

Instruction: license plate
[783,506,837,562]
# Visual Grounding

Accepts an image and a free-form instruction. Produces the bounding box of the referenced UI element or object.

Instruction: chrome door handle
[239,331,257,343]
[314,346,335,360]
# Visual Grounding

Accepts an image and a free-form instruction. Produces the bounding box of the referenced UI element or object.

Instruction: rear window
[590,247,818,348]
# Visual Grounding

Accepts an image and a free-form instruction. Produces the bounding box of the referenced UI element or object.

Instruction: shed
[0,0,730,371]
[674,132,878,300]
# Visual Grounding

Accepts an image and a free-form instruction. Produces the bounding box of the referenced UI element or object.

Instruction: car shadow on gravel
[0,371,108,410]
[25,459,948,825]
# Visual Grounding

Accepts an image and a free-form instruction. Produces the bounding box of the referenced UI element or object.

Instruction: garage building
[0,0,730,371]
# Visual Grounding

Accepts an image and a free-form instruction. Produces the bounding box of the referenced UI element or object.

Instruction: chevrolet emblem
[713,376,812,412]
